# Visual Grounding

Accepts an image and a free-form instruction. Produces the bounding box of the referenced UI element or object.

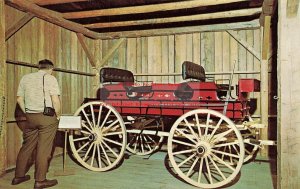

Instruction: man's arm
[16,96,26,113]
[51,95,61,119]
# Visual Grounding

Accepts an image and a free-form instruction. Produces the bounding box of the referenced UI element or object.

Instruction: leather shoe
[34,179,58,189]
[11,175,31,185]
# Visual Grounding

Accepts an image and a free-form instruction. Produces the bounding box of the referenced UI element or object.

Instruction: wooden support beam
[259,0,277,25]
[5,0,101,39]
[6,59,95,76]
[227,30,261,60]
[98,38,126,68]
[0,0,7,176]
[260,16,271,157]
[76,33,96,67]
[5,13,34,41]
[35,0,88,6]
[63,0,250,19]
[95,20,260,40]
[85,8,262,29]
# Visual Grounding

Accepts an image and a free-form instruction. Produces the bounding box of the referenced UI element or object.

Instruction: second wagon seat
[174,61,206,100]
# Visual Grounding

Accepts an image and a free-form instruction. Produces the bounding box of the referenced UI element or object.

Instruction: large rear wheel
[167,109,245,188]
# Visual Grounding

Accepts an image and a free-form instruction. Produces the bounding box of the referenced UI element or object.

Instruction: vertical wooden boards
[278,1,300,188]
[222,32,230,84]
[214,32,223,82]
[175,34,186,82]
[136,38,142,82]
[192,33,201,64]
[126,38,137,74]
[168,35,175,83]
[161,36,169,83]
[229,30,238,98]
[148,36,162,82]
[0,0,7,175]
[141,37,148,82]
[201,32,215,74]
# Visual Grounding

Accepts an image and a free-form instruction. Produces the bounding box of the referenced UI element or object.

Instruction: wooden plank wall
[5,6,95,169]
[0,0,7,176]
[278,0,300,188]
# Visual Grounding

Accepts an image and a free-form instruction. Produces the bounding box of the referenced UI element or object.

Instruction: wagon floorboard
[0,150,275,189]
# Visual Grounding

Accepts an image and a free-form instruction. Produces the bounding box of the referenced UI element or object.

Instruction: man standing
[12,59,61,189]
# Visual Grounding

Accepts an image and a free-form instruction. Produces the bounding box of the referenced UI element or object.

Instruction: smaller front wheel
[69,101,127,171]
[167,109,244,188]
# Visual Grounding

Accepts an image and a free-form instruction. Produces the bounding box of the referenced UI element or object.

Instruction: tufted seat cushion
[100,67,134,83]
[182,61,205,81]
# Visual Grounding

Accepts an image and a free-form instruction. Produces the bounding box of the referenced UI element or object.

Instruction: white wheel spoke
[212,128,234,143]
[205,156,213,184]
[76,141,90,153]
[96,144,102,168]
[73,136,89,142]
[82,109,94,128]
[100,143,111,165]
[102,120,119,132]
[197,157,204,183]
[102,140,119,158]
[140,135,145,153]
[213,141,240,148]
[210,153,235,171]
[187,156,200,177]
[175,128,198,144]
[211,149,240,158]
[96,105,103,127]
[102,137,123,146]
[178,153,196,168]
[208,155,226,180]
[134,135,139,152]
[208,118,223,141]
[90,104,96,127]
[205,113,211,135]
[82,122,93,133]
[232,143,240,155]
[142,135,153,151]
[81,130,91,135]
[100,109,112,129]
[90,143,97,166]
[83,143,94,161]
[145,134,156,144]
[172,139,196,147]
[195,113,202,137]
[103,131,123,136]
[184,118,200,142]
[173,149,196,155]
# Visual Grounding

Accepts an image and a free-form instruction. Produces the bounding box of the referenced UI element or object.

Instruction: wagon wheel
[69,101,127,171]
[167,109,245,188]
[126,119,164,156]
[240,126,259,163]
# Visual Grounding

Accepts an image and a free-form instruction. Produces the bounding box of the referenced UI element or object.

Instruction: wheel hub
[88,128,104,144]
[195,141,211,157]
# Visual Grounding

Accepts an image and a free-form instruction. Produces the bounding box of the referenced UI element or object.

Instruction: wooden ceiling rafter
[5,13,34,41]
[5,0,101,39]
[85,7,262,29]
[35,0,88,6]
[62,0,250,19]
[94,19,260,39]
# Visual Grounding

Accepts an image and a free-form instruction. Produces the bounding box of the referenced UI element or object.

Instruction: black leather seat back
[100,67,134,83]
[182,61,205,81]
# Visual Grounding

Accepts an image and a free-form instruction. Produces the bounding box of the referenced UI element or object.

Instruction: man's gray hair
[38,59,54,70]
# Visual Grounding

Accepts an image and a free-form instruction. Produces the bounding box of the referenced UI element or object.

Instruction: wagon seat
[99,67,152,100]
[174,61,206,100]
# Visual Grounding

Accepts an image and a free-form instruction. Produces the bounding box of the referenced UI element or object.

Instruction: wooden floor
[0,151,276,189]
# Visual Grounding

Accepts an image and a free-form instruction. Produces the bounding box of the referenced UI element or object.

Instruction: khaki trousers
[15,113,58,181]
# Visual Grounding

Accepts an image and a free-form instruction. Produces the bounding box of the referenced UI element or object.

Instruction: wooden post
[278,1,300,188]
[260,16,271,157]
[0,0,7,176]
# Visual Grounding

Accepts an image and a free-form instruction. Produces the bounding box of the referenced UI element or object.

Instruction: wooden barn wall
[5,7,95,169]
